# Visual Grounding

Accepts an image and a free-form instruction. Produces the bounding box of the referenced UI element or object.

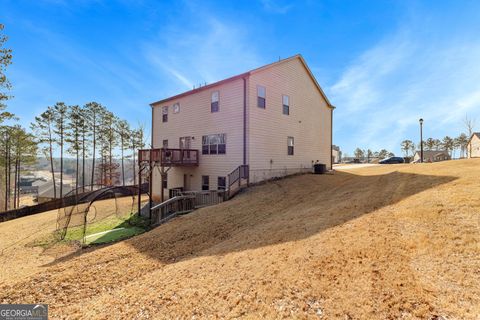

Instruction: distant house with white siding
[145,55,334,202]
[466,132,480,158]
[332,145,342,164]
[413,150,450,163]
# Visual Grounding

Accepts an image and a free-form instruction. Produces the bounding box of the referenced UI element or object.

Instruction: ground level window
[162,174,167,189]
[202,134,226,155]
[218,176,226,190]
[202,175,209,190]
[287,136,294,155]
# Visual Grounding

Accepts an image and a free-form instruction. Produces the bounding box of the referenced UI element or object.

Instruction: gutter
[243,77,247,165]
[330,106,335,170]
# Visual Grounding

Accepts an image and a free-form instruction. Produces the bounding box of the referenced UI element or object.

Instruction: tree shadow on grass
[44,170,457,267]
[126,170,457,263]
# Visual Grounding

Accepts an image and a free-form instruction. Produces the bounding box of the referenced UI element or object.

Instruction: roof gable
[150,54,334,109]
[467,132,480,145]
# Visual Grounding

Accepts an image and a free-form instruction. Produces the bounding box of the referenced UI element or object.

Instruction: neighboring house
[36,181,72,203]
[147,54,334,202]
[466,132,480,158]
[413,150,451,162]
[332,145,342,164]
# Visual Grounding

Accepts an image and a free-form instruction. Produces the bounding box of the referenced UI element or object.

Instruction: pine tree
[84,102,105,189]
[31,107,57,198]
[66,105,82,192]
[0,24,14,120]
[52,102,68,198]
[116,119,130,186]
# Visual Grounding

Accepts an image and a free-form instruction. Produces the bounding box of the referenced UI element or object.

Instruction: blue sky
[1,0,480,156]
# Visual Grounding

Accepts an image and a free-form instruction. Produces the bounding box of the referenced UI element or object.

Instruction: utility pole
[419,118,424,163]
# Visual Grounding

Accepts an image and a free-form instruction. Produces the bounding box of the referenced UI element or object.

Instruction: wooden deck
[138,148,199,167]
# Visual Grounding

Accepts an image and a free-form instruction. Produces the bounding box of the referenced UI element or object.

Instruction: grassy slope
[0,160,479,319]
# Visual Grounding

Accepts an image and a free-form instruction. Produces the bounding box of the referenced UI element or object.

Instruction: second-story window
[202,134,226,155]
[179,136,191,149]
[257,85,266,108]
[162,139,168,148]
[282,95,290,115]
[287,136,294,155]
[211,91,219,112]
[173,103,180,114]
[162,106,168,122]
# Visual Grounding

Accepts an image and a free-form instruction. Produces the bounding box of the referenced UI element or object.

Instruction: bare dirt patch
[0,159,479,319]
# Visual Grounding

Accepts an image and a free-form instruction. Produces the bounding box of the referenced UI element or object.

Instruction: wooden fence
[0,184,148,223]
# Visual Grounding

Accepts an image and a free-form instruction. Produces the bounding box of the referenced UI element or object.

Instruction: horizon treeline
[1,23,147,211]
[30,102,147,200]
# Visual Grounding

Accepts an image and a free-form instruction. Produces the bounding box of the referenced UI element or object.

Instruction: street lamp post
[419,118,424,163]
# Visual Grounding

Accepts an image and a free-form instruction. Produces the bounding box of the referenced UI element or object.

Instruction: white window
[211,91,219,112]
[173,102,180,114]
[257,85,266,108]
[162,106,168,122]
[282,95,289,115]
[202,134,226,155]
[287,136,294,155]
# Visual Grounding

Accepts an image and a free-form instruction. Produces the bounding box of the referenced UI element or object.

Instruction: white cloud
[143,10,260,94]
[260,0,293,14]
[328,28,480,154]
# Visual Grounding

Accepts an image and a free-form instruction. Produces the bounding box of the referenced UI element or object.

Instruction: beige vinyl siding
[247,58,332,182]
[467,135,480,158]
[151,78,245,200]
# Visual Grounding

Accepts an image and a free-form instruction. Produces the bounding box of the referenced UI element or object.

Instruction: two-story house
[467,132,480,158]
[146,54,334,202]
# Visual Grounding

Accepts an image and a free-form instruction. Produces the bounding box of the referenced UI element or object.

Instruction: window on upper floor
[211,91,219,113]
[173,103,180,114]
[287,136,294,155]
[162,106,168,122]
[162,139,168,148]
[202,134,226,155]
[257,85,266,108]
[179,136,192,149]
[282,95,290,115]
[202,175,209,191]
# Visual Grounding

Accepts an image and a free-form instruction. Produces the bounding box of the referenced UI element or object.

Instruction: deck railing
[150,195,196,226]
[181,190,228,207]
[138,148,199,166]
[227,165,249,198]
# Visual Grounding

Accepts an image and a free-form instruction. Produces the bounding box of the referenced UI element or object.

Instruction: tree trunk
[60,123,63,198]
[132,143,136,186]
[16,159,20,208]
[76,148,79,192]
[13,158,17,209]
[48,126,56,199]
[6,141,10,210]
[91,121,96,190]
[121,135,125,186]
[82,129,86,192]
[4,134,8,211]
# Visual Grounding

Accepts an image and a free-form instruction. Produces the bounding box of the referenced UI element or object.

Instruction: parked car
[379,156,405,164]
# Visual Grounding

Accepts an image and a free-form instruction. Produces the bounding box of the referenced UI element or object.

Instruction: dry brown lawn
[0,159,479,319]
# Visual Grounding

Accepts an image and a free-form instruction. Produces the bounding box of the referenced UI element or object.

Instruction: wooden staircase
[149,165,249,226]
[227,165,249,198]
